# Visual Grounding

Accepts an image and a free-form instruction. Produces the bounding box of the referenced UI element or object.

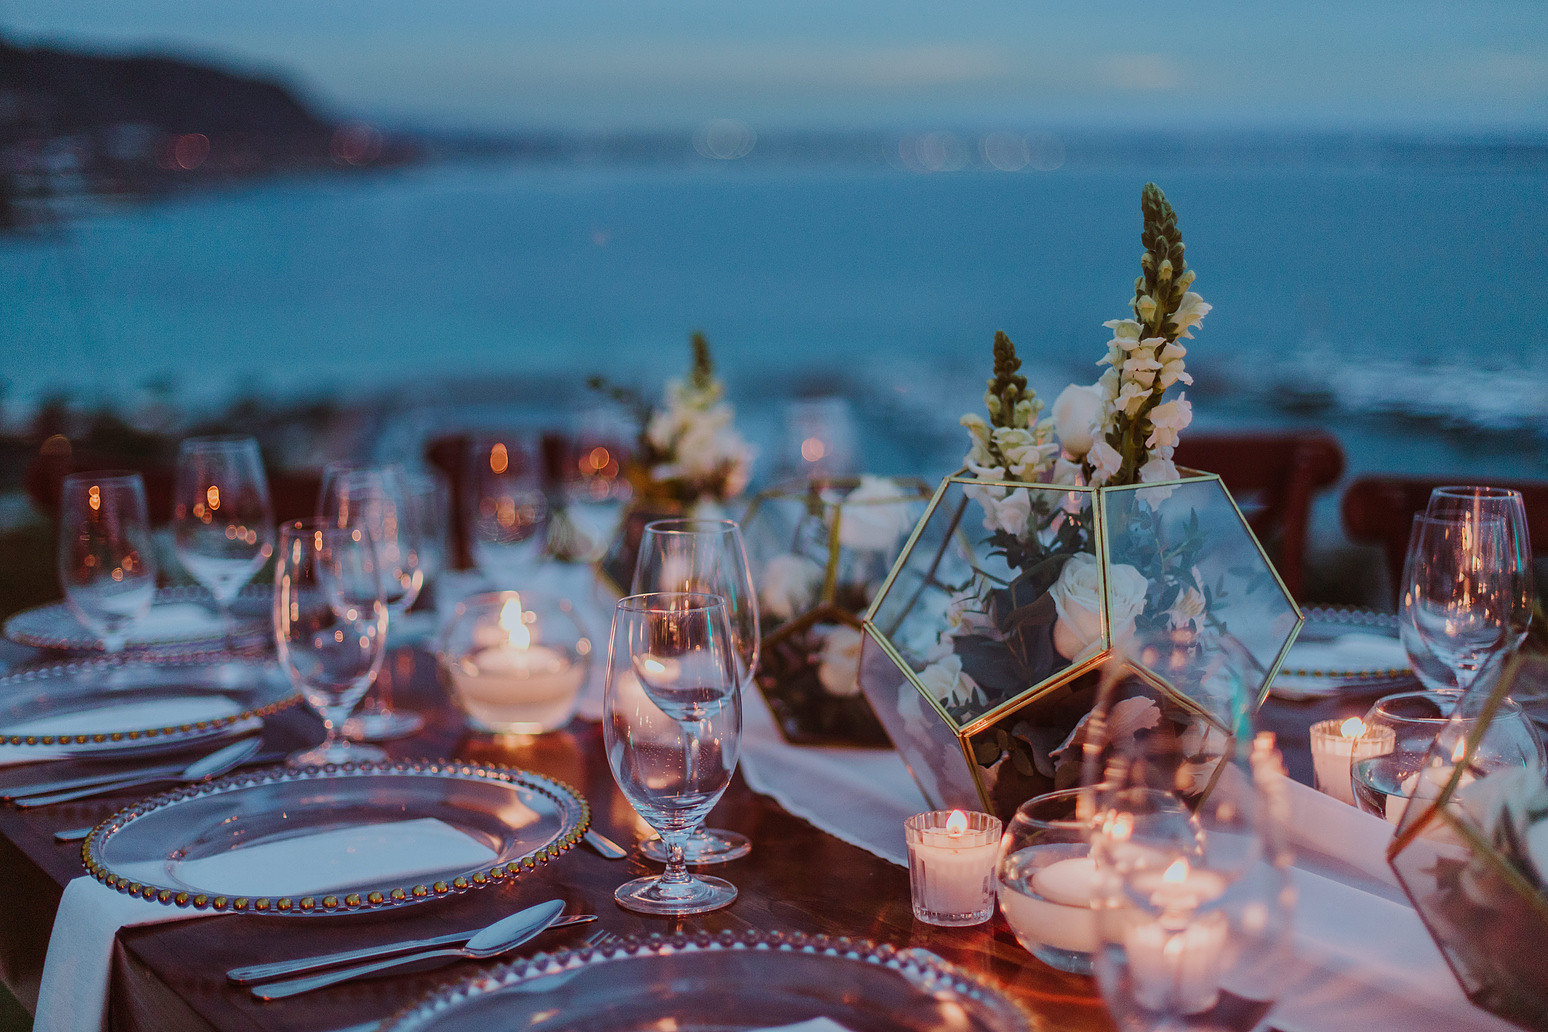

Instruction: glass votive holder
[437,590,591,735]
[904,809,1001,926]
[1309,716,1395,807]
[996,788,1098,974]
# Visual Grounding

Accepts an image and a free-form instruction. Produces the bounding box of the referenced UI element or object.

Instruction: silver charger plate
[83,760,589,916]
[1270,607,1413,701]
[4,584,270,653]
[383,931,1031,1032]
[0,652,299,755]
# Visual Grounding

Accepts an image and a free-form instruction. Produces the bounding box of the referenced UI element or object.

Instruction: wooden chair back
[1172,429,1345,600]
[1340,475,1548,602]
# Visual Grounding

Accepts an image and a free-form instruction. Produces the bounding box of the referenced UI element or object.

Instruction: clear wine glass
[604,591,740,914]
[172,435,274,622]
[632,518,758,863]
[399,469,450,595]
[466,435,550,586]
[319,463,425,740]
[1427,486,1534,649]
[1399,512,1513,693]
[273,520,388,766]
[556,411,633,563]
[58,471,158,653]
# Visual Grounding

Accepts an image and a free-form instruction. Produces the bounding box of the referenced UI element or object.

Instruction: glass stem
[659,838,693,886]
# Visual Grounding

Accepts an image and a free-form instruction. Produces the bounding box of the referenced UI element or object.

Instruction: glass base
[639,828,750,865]
[344,709,424,742]
[288,740,387,767]
[614,872,737,915]
[1031,943,1094,975]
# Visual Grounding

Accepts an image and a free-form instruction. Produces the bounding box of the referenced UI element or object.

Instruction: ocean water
[3,137,1546,488]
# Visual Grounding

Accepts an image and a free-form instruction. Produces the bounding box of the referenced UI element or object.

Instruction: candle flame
[1451,737,1467,764]
[498,595,530,649]
[1339,717,1365,738]
[945,810,968,838]
[1162,858,1190,884]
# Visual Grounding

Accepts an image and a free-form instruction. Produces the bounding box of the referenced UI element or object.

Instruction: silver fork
[581,928,624,950]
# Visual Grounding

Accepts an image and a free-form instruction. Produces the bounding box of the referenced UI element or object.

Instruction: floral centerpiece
[592,332,755,588]
[743,474,933,745]
[1387,652,1548,1029]
[858,184,1301,819]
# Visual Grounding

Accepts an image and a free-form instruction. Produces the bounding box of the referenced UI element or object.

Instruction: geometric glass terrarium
[859,467,1302,821]
[743,475,934,746]
[1386,652,1548,1031]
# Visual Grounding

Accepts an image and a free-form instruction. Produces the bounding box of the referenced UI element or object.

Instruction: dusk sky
[6,1,1548,131]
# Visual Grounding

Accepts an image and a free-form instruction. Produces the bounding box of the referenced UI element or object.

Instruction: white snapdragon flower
[1171,292,1212,339]
[1137,455,1181,503]
[759,553,823,622]
[1116,381,1150,417]
[1146,393,1193,451]
[1169,586,1207,630]
[1088,440,1123,486]
[964,482,1032,537]
[1122,352,1162,390]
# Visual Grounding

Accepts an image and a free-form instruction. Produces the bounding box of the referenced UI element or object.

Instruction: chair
[1173,429,1345,600]
[1340,475,1548,603]
[24,435,320,526]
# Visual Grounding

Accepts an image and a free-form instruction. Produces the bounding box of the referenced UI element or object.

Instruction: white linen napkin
[35,817,497,1032]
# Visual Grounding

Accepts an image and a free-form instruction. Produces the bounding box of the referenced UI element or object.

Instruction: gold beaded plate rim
[381,930,1032,1032]
[3,584,270,653]
[0,651,302,752]
[80,759,590,916]
[1279,606,1410,679]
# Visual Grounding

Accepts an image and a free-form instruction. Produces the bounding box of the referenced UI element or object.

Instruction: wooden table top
[0,644,1399,1032]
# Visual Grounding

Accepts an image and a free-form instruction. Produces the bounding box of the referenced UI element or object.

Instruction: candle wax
[999,848,1100,956]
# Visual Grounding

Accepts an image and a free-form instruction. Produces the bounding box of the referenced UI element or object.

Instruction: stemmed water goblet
[631,518,758,864]
[1399,512,1513,693]
[466,435,550,585]
[1426,485,1534,649]
[273,520,388,765]
[604,591,741,914]
[58,471,158,653]
[319,463,425,740]
[172,435,274,624]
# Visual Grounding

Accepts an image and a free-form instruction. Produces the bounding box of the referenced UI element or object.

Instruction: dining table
[0,634,1397,1032]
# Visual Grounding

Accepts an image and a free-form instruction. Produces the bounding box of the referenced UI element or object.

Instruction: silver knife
[227,912,596,984]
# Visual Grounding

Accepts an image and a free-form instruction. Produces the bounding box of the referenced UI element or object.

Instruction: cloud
[1092,53,1184,92]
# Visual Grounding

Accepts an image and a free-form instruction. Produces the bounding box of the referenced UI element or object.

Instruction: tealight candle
[1123,858,1230,1016]
[443,593,587,734]
[1309,717,1395,807]
[905,809,1001,926]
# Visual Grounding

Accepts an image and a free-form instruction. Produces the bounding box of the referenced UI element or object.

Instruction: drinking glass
[1427,486,1535,649]
[1399,512,1513,693]
[273,521,388,766]
[556,411,633,563]
[632,518,759,863]
[466,435,550,586]
[1350,686,1543,824]
[172,435,274,620]
[399,469,450,594]
[58,472,158,653]
[319,463,425,740]
[604,592,740,914]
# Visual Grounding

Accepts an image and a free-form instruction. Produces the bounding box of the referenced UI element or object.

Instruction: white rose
[837,476,915,551]
[1051,383,1104,460]
[1048,552,1149,662]
[816,624,865,697]
[759,553,823,623]
[917,653,980,709]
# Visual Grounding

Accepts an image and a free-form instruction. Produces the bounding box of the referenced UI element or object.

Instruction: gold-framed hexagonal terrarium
[858,468,1302,821]
[742,474,935,745]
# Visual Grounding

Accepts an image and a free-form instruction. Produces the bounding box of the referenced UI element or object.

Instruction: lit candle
[448,595,584,734]
[904,809,1001,926]
[1310,717,1395,807]
[1122,859,1230,1016]
[999,850,1100,957]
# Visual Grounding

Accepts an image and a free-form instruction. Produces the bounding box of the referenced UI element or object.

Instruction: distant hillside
[0,35,408,218]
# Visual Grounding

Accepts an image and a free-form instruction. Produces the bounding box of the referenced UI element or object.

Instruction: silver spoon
[13,737,264,808]
[250,899,569,1000]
